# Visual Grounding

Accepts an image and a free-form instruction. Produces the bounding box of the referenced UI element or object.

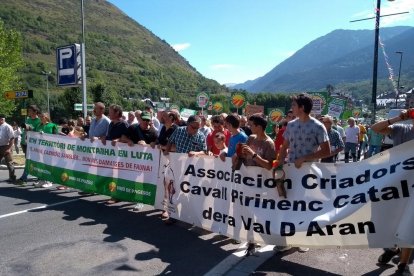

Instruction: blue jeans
[368,145,381,157]
[344,142,357,162]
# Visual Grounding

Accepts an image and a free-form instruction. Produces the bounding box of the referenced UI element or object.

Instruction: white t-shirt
[345,125,359,144]
[0,122,14,146]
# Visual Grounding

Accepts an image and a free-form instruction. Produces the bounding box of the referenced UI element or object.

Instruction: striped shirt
[169,126,206,153]
[327,128,344,150]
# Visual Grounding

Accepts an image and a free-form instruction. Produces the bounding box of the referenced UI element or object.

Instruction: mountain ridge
[234,26,414,93]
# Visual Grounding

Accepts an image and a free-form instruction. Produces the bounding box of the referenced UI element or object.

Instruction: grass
[12,154,26,166]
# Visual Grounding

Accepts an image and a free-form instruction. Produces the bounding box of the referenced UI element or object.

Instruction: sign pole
[81,0,87,119]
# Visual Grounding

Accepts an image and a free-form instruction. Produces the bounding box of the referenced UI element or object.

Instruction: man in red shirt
[206,115,231,155]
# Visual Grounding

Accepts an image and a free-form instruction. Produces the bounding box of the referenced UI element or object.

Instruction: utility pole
[81,0,87,119]
[42,71,51,117]
[350,1,408,124]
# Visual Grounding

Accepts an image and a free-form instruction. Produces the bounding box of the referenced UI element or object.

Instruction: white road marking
[0,198,80,219]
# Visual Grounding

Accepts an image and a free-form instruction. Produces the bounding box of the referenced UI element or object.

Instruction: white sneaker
[41,182,53,188]
[298,247,309,252]
[133,203,144,211]
[33,181,42,188]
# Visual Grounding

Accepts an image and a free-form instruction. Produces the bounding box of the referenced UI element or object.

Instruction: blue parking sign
[56,44,81,86]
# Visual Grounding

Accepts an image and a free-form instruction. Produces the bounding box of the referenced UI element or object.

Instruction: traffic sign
[74,103,94,111]
[56,44,81,86]
[4,90,33,99]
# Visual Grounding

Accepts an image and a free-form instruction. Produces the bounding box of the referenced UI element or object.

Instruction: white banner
[155,141,414,248]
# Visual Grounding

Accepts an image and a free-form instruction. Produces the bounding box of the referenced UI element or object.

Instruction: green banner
[27,160,156,204]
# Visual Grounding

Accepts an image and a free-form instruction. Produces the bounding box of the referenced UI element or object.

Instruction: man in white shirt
[344,117,360,163]
[0,115,16,183]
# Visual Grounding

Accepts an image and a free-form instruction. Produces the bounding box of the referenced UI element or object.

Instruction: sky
[107,0,414,85]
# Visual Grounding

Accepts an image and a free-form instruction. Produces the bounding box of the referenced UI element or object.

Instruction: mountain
[235,27,414,92]
[0,0,227,109]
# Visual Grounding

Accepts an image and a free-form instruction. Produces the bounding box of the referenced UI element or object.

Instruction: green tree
[0,19,24,116]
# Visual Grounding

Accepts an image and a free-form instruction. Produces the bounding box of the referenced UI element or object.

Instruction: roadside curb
[0,165,24,170]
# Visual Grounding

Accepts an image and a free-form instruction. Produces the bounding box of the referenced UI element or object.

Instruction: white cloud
[210,64,236,70]
[172,43,191,52]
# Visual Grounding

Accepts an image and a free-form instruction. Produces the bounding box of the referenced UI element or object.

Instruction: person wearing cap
[344,117,360,163]
[0,115,17,183]
[124,111,158,148]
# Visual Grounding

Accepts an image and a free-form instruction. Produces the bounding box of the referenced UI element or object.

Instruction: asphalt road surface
[0,169,411,275]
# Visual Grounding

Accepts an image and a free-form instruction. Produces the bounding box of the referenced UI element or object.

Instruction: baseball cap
[141,111,151,120]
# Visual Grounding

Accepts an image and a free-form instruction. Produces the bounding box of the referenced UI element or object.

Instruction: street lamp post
[395,51,403,108]
[42,71,51,117]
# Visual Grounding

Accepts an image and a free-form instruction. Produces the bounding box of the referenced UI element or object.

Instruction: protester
[126,111,137,126]
[125,111,158,148]
[18,105,41,184]
[357,121,367,160]
[83,115,91,137]
[165,115,206,156]
[344,117,359,163]
[221,114,247,161]
[274,110,295,155]
[163,115,206,223]
[213,132,227,157]
[157,111,178,151]
[34,112,58,188]
[206,115,230,155]
[88,102,110,142]
[239,115,252,136]
[371,108,414,275]
[367,125,384,157]
[101,104,129,204]
[320,115,344,163]
[277,93,330,253]
[235,114,275,255]
[144,106,160,131]
[199,116,212,138]
[12,121,22,154]
[0,115,17,184]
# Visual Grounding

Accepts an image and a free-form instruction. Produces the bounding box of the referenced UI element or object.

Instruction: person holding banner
[101,104,129,204]
[87,102,110,142]
[236,114,275,255]
[17,105,41,185]
[278,94,330,169]
[371,108,414,275]
[33,112,58,188]
[164,115,206,157]
[207,115,230,156]
[163,115,206,223]
[276,94,330,253]
[222,114,247,161]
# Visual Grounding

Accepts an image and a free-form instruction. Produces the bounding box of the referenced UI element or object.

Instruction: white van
[381,109,411,150]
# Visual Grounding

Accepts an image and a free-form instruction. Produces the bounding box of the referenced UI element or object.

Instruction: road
[0,169,410,275]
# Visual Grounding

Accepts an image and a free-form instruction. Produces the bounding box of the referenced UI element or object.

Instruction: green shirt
[368,128,384,146]
[21,117,41,145]
[36,122,58,134]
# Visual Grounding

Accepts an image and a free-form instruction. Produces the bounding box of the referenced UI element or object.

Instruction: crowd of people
[1,93,413,274]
